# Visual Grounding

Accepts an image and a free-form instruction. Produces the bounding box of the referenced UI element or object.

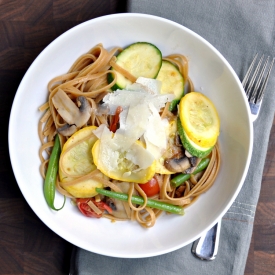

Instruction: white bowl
[8,13,253,258]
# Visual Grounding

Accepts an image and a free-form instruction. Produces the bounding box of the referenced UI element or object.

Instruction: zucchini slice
[178,92,220,148]
[156,60,185,111]
[109,42,162,90]
[177,118,213,158]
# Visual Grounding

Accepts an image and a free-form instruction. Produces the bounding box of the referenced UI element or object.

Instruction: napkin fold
[71,1,275,274]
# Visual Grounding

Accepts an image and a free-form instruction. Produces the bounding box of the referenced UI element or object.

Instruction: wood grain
[0,1,274,274]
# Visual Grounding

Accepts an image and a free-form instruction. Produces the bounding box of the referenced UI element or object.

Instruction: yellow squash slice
[179,92,220,148]
[92,139,156,183]
[59,126,105,198]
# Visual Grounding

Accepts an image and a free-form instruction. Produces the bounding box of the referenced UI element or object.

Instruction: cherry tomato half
[139,177,160,197]
[76,198,112,218]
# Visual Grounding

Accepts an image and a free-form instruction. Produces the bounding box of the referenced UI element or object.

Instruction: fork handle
[191,219,222,261]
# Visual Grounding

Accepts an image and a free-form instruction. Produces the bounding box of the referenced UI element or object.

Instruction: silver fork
[191,54,275,261]
[243,54,275,121]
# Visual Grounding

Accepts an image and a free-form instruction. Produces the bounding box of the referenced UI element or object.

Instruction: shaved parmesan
[95,77,175,173]
[125,142,155,170]
[143,104,169,159]
[132,77,162,95]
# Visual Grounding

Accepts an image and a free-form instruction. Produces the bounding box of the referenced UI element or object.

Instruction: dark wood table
[1,1,274,274]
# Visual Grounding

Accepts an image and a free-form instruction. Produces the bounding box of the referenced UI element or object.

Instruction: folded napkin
[71,1,275,274]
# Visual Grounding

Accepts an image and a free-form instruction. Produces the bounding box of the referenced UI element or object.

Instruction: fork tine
[242,54,274,104]
[256,57,275,103]
[245,54,264,99]
[249,55,268,102]
[242,53,258,87]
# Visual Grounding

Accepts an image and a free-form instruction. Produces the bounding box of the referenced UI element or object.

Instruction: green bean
[170,158,210,188]
[169,99,180,111]
[95,188,184,215]
[44,134,65,210]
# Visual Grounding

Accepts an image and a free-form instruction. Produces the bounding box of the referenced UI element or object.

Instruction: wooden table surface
[1,1,274,274]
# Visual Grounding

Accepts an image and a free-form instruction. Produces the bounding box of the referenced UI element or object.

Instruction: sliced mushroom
[105,182,138,220]
[185,150,193,158]
[190,157,201,167]
[52,89,91,136]
[184,166,196,174]
[57,124,78,136]
[185,157,201,174]
[105,198,129,219]
[164,157,191,173]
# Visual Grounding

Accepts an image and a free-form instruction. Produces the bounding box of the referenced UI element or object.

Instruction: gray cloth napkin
[71,1,275,274]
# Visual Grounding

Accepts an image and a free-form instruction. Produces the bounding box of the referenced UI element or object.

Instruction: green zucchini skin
[177,118,213,158]
[108,42,162,90]
[156,60,185,102]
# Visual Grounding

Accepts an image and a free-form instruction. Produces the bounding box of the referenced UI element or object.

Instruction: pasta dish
[38,42,221,228]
